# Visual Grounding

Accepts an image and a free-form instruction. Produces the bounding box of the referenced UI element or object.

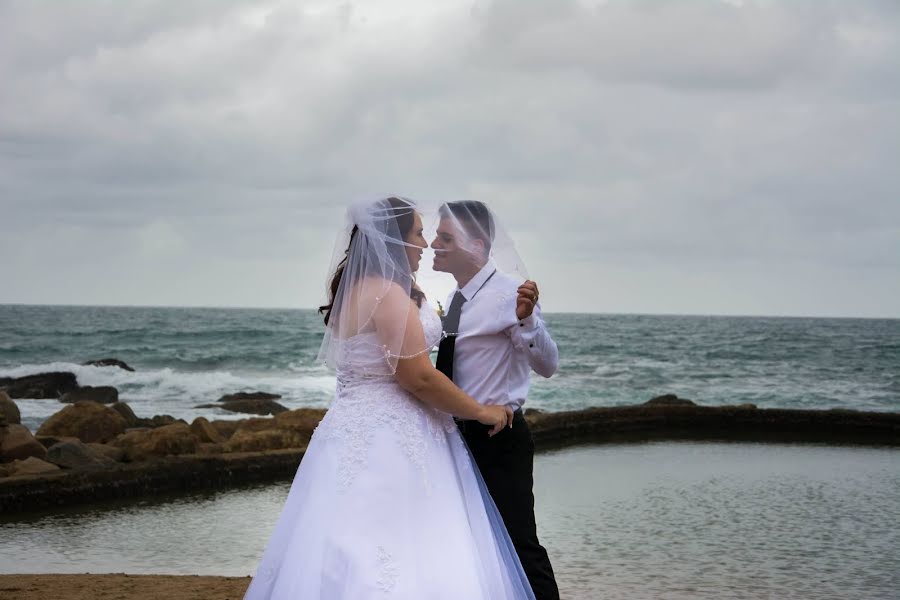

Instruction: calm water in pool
[2,442,898,599]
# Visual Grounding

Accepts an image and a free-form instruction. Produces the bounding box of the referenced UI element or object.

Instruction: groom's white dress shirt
[445,260,559,411]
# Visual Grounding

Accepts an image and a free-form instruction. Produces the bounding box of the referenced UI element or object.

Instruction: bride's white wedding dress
[243,300,535,599]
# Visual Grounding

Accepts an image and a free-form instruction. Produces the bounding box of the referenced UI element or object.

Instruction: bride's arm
[372,283,512,435]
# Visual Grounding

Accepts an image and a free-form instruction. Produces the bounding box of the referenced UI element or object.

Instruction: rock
[46,439,118,469]
[736,403,758,410]
[190,417,226,444]
[109,402,140,427]
[9,456,61,476]
[217,391,282,403]
[0,463,10,477]
[86,443,126,462]
[0,371,79,399]
[210,419,242,440]
[644,394,696,407]
[111,422,199,462]
[60,385,119,404]
[36,401,127,443]
[273,408,325,435]
[0,391,21,425]
[36,435,81,449]
[196,442,226,455]
[225,428,307,452]
[203,398,289,416]
[223,409,324,452]
[135,414,179,428]
[0,424,48,462]
[83,358,135,372]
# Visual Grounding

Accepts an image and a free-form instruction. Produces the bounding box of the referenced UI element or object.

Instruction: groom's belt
[455,407,524,434]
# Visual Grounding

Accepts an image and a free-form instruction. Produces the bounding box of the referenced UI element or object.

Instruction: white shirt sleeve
[509,302,559,378]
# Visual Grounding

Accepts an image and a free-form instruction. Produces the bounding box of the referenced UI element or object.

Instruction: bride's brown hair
[318,197,425,326]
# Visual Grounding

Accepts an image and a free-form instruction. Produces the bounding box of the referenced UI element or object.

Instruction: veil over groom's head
[425,200,528,289]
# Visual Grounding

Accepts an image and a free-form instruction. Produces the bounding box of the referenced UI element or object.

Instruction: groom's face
[431,217,483,274]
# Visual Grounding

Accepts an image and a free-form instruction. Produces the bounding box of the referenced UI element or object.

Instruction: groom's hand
[516,280,540,320]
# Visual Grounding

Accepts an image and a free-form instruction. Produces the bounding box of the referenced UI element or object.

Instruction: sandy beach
[0,574,250,600]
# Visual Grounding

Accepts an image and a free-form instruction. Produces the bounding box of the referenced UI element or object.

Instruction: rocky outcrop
[205,391,289,416]
[7,456,60,477]
[210,420,241,440]
[111,422,199,462]
[0,372,78,399]
[223,408,324,452]
[60,386,119,404]
[36,401,127,443]
[35,435,81,449]
[644,394,696,407]
[136,415,179,428]
[2,402,898,514]
[46,440,118,469]
[0,424,48,462]
[526,401,900,449]
[0,448,306,511]
[0,392,21,425]
[196,399,288,416]
[87,443,125,463]
[189,417,225,444]
[218,391,281,403]
[83,358,135,372]
[109,402,140,428]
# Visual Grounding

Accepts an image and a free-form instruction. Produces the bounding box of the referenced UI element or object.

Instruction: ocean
[1,304,898,431]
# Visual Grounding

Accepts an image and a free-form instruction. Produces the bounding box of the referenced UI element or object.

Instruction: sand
[0,574,251,600]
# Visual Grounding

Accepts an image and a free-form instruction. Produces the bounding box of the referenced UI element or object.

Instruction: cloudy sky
[1,0,898,317]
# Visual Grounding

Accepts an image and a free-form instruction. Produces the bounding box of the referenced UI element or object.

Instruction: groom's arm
[510,302,559,378]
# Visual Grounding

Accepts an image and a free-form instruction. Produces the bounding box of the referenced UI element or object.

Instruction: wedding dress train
[242,300,535,599]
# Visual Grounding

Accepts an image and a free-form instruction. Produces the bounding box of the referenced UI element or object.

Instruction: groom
[432,200,560,600]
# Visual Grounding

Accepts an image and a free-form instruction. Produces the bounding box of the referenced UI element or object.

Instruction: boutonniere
[435,300,445,318]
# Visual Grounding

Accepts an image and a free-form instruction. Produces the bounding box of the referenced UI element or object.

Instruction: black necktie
[435,291,466,381]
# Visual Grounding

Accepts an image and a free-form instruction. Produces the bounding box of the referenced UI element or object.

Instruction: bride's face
[404,212,427,272]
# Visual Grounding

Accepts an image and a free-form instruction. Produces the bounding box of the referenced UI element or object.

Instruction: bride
[242,196,536,599]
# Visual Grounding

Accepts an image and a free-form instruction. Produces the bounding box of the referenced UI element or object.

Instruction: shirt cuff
[517,313,538,331]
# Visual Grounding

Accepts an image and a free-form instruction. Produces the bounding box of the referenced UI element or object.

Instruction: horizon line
[0,302,897,321]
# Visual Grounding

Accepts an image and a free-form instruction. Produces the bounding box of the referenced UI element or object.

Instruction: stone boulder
[0,371,79,399]
[46,439,118,469]
[196,398,288,416]
[111,422,199,462]
[0,391,21,425]
[223,408,325,452]
[37,401,127,443]
[644,394,696,407]
[210,419,242,440]
[218,391,282,403]
[83,358,135,372]
[225,428,308,452]
[190,417,226,444]
[8,456,61,477]
[135,414,179,428]
[60,385,119,404]
[110,402,140,428]
[273,408,325,435]
[36,435,81,449]
[87,442,125,462]
[0,424,48,462]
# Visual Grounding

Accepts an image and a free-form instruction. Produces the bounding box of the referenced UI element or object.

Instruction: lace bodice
[314,299,459,491]
[333,298,444,388]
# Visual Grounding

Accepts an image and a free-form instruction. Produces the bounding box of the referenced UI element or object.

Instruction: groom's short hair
[440,200,495,253]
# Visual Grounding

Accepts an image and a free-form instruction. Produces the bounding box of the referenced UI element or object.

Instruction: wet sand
[0,574,250,600]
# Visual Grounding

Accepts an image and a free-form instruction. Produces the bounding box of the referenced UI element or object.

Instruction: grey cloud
[0,0,898,316]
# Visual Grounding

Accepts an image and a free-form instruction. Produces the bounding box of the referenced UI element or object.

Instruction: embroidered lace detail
[314,302,455,492]
[376,546,398,593]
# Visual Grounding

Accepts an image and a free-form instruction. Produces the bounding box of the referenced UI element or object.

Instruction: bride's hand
[476,404,515,436]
